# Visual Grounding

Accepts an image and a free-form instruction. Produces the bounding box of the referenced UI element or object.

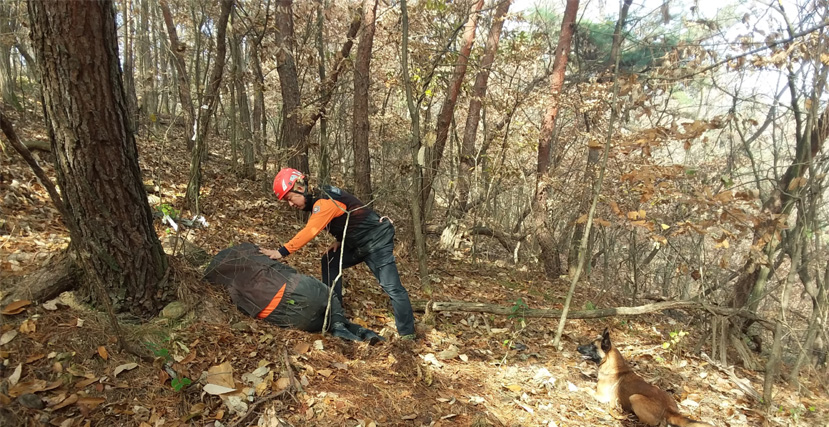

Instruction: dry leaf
[67,365,91,378]
[8,363,22,386]
[203,384,236,395]
[19,319,36,334]
[113,362,138,377]
[26,353,45,364]
[317,369,333,378]
[504,384,522,392]
[75,377,99,389]
[206,362,235,388]
[293,342,311,354]
[97,346,108,361]
[78,396,106,408]
[0,330,18,345]
[1,300,31,315]
[51,393,79,411]
[9,379,48,397]
[274,377,291,391]
[179,351,195,364]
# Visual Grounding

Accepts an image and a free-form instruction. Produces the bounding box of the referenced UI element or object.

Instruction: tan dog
[578,328,712,426]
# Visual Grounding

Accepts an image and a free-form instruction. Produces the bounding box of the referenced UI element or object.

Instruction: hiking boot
[361,329,385,345]
[345,323,385,345]
[399,333,417,341]
[330,322,361,342]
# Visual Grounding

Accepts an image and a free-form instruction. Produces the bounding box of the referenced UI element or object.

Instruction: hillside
[1,110,827,426]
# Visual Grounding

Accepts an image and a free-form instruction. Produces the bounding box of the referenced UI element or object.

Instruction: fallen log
[0,251,81,306]
[23,139,51,152]
[411,299,775,331]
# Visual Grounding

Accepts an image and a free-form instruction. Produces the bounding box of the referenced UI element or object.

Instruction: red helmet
[273,168,304,200]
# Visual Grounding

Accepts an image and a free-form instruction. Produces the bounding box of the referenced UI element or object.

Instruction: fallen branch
[0,110,67,221]
[411,299,775,331]
[0,250,80,306]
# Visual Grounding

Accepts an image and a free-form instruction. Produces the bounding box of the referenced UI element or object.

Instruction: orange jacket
[282,198,347,254]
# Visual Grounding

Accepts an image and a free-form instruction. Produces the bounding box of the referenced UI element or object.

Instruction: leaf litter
[0,111,827,426]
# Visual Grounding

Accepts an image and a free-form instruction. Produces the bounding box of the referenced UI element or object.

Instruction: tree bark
[138,0,157,123]
[530,0,579,277]
[230,10,255,179]
[273,0,360,173]
[315,0,330,184]
[185,0,233,213]
[401,0,429,290]
[352,0,379,201]
[28,0,169,316]
[159,0,196,148]
[423,0,484,217]
[0,2,21,110]
[456,0,510,215]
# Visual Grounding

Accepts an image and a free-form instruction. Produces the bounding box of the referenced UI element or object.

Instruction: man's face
[285,191,305,210]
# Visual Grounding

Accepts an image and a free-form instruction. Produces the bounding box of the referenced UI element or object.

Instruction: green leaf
[172,376,192,392]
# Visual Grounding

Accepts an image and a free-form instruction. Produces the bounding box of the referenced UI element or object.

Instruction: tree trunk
[732,58,829,314]
[274,0,359,174]
[274,0,309,172]
[28,0,169,316]
[553,0,626,348]
[352,0,378,201]
[439,0,510,252]
[315,0,330,184]
[159,0,196,148]
[185,0,233,213]
[138,0,157,125]
[789,259,828,384]
[230,11,255,179]
[456,0,510,215]
[0,2,21,110]
[568,130,601,276]
[250,43,265,171]
[423,0,484,217]
[401,0,429,291]
[529,0,579,278]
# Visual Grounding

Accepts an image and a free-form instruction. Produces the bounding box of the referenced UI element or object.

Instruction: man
[204,243,382,343]
[260,168,416,340]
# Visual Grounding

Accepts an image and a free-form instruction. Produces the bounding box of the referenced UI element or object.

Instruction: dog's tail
[666,411,713,427]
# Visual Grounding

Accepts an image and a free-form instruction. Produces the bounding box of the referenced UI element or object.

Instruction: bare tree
[530,0,579,277]
[159,0,196,148]
[440,0,511,251]
[185,0,233,213]
[423,0,484,216]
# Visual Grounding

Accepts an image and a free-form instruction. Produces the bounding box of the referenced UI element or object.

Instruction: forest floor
[2,112,829,427]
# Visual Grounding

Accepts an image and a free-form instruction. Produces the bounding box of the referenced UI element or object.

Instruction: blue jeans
[321,233,415,336]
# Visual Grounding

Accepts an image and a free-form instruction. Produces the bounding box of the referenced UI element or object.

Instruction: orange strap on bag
[257,283,287,319]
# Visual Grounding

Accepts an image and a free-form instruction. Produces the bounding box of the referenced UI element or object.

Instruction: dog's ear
[601,328,612,352]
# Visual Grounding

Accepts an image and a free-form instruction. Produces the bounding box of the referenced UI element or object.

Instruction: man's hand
[260,248,283,260]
